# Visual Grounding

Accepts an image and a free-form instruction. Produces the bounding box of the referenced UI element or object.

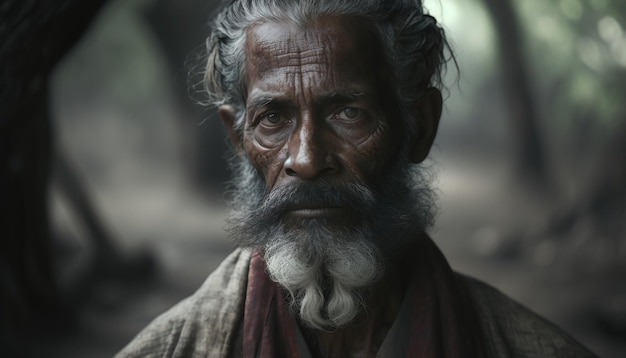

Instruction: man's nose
[284,120,337,179]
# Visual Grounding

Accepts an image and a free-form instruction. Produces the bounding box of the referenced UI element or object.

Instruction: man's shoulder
[115,248,252,358]
[459,274,598,358]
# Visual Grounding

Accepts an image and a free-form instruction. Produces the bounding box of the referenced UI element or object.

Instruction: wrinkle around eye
[354,120,389,149]
[330,110,387,145]
[251,132,285,151]
[251,119,291,149]
[331,107,363,122]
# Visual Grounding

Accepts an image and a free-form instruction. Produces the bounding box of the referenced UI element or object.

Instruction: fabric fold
[243,250,300,358]
[243,235,486,357]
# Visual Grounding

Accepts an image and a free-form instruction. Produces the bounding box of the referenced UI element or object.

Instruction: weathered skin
[219,15,442,357]
[231,16,403,192]
[113,8,598,358]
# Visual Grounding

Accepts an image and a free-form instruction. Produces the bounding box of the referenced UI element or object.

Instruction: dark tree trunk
[482,0,549,187]
[142,0,231,194]
[0,0,107,350]
[546,114,626,242]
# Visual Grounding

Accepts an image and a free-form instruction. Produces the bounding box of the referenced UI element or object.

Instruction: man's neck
[300,267,411,357]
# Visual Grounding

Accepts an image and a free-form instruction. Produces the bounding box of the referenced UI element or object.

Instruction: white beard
[226,156,437,329]
[263,223,382,330]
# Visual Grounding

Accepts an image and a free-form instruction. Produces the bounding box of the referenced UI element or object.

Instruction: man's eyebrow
[325,90,368,102]
[246,90,372,112]
[246,96,292,112]
[315,90,378,108]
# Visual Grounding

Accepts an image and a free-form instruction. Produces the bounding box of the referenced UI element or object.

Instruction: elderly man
[117,0,596,357]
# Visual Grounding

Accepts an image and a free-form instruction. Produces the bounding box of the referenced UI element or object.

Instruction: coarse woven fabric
[115,243,598,358]
[241,236,489,358]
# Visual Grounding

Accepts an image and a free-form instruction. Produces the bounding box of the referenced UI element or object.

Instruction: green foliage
[517,0,625,135]
[432,0,625,150]
[424,0,499,124]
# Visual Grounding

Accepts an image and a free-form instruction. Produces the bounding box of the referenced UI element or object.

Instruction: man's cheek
[245,141,285,186]
[354,134,395,177]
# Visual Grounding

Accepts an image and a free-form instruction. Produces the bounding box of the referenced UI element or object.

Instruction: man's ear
[409,88,442,163]
[219,105,243,155]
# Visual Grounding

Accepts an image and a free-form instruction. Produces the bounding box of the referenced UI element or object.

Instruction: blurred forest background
[1,0,624,357]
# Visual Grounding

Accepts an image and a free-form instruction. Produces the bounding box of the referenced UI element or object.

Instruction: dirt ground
[25,147,625,358]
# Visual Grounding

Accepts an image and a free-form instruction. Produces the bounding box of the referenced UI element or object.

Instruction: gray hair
[198,0,453,142]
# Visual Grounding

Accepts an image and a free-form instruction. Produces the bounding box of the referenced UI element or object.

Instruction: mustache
[254,181,377,220]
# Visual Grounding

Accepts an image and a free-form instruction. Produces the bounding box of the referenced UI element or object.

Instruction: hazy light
[533,15,574,60]
[588,0,609,11]
[559,0,583,21]
[598,16,622,43]
[613,39,626,67]
[597,16,626,67]
[535,16,561,42]
[576,37,605,72]
[423,0,495,69]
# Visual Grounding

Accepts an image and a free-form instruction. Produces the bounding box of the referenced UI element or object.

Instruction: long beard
[225,156,436,330]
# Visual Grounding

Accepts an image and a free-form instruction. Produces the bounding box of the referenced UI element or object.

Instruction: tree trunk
[142,0,231,194]
[482,0,549,187]
[0,0,107,350]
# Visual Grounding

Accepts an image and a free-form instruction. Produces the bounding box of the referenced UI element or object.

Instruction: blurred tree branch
[0,0,108,351]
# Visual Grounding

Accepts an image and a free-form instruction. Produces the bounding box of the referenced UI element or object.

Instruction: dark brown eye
[261,112,282,125]
[333,107,362,122]
[342,107,359,119]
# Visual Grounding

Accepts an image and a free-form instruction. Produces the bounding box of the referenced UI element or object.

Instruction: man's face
[222,15,437,330]
[242,16,401,223]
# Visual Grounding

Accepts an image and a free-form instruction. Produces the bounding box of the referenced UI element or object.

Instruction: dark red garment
[242,236,486,358]
[243,250,300,357]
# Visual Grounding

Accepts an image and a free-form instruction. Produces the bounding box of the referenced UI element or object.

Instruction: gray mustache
[258,181,377,217]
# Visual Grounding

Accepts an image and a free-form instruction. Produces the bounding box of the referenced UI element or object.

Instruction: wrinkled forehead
[244,16,385,83]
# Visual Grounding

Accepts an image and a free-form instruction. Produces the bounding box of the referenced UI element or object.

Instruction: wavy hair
[196,0,453,144]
